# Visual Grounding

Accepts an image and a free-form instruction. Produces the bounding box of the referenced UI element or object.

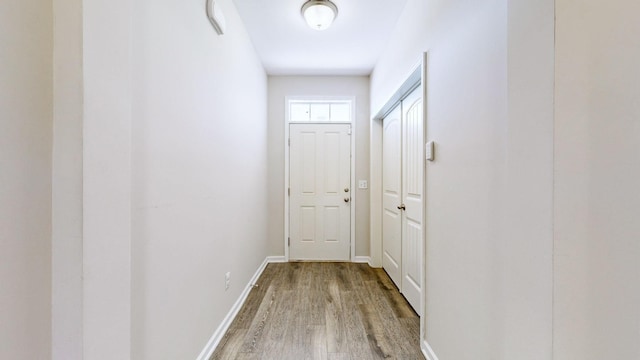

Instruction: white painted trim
[349,97,357,262]
[197,257,275,360]
[284,98,291,261]
[369,117,383,268]
[420,51,429,351]
[265,256,287,263]
[373,66,422,121]
[284,96,357,262]
[421,340,439,360]
[352,256,374,267]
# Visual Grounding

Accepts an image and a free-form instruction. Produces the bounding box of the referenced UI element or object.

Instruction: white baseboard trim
[196,256,280,360]
[422,340,439,360]
[352,256,372,266]
[265,256,287,263]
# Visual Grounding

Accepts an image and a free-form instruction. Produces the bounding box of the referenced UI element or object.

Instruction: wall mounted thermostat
[206,0,226,35]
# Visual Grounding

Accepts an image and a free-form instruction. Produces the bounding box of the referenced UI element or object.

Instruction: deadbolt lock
[344,188,349,192]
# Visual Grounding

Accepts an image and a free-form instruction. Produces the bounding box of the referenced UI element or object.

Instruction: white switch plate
[224,272,231,291]
[358,180,368,189]
[425,141,435,161]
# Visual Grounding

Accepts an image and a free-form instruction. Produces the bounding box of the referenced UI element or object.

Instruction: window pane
[310,103,330,122]
[330,103,350,122]
[289,100,352,122]
[291,103,310,122]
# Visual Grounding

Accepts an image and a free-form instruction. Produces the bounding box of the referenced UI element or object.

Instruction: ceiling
[232,0,409,76]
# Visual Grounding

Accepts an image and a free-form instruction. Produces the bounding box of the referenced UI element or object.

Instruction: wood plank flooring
[210,262,423,360]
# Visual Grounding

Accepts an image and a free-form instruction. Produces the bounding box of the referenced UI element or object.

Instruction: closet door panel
[382,106,403,288]
[402,87,423,316]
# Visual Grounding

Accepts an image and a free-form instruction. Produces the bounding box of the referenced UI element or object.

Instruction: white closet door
[401,87,423,315]
[382,106,403,288]
[289,123,351,261]
[381,86,424,316]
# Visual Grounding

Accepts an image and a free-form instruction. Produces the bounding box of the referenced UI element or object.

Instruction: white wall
[267,76,370,258]
[82,0,134,358]
[131,0,269,358]
[370,0,554,358]
[0,0,53,359]
[50,0,269,358]
[502,1,554,356]
[554,0,640,359]
[52,0,83,357]
[52,0,135,357]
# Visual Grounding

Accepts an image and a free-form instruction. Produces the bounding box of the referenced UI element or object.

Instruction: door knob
[344,197,350,203]
[344,188,350,193]
[397,204,406,210]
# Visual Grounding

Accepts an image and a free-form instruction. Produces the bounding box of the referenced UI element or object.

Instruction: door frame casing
[284,96,357,262]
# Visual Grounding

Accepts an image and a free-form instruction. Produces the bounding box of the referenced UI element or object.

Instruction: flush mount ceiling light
[301,0,338,31]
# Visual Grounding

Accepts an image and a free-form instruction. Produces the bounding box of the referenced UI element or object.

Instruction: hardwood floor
[210,262,423,360]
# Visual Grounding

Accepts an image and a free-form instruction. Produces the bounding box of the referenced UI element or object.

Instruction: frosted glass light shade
[301,0,338,31]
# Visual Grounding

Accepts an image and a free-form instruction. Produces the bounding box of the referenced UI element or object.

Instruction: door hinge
[288,237,290,247]
[288,187,290,196]
[347,127,352,135]
[288,138,290,146]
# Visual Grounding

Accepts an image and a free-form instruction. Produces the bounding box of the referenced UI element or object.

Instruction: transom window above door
[289,100,352,123]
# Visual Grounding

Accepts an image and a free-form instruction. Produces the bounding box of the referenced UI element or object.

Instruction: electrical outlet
[358,180,368,189]
[225,272,231,291]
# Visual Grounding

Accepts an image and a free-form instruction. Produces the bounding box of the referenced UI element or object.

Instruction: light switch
[358,180,368,189]
[425,141,435,161]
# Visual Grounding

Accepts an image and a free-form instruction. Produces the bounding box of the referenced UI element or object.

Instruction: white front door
[382,106,403,287]
[289,123,351,261]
